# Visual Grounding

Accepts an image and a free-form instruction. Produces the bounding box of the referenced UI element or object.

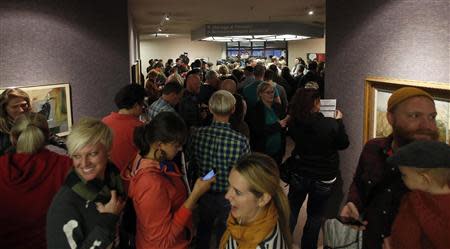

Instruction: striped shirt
[223,223,288,249]
[188,121,250,192]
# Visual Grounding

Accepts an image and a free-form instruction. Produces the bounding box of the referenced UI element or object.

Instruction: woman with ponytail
[0,113,71,249]
[122,111,215,249]
[221,153,292,249]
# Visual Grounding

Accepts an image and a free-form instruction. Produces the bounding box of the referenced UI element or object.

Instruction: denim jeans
[288,175,335,249]
[196,192,230,249]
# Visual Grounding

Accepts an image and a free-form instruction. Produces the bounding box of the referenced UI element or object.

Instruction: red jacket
[391,190,450,249]
[122,155,192,249]
[102,112,143,171]
[0,149,72,249]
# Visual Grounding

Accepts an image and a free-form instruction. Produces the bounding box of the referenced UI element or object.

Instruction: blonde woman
[47,118,125,249]
[0,113,71,249]
[221,153,292,249]
[246,82,288,165]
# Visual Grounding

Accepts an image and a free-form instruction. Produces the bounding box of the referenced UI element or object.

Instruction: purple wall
[0,0,129,121]
[325,0,450,216]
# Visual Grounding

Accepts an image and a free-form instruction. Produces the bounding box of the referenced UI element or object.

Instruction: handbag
[323,171,399,249]
[323,218,362,249]
[279,155,303,188]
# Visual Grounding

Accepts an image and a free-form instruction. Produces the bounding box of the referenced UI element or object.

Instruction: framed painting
[363,77,450,144]
[1,83,72,136]
[307,53,326,62]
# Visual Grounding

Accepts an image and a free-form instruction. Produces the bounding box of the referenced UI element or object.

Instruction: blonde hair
[208,90,236,116]
[0,88,31,133]
[233,153,292,248]
[10,113,48,153]
[256,81,274,100]
[66,118,113,156]
[218,65,229,76]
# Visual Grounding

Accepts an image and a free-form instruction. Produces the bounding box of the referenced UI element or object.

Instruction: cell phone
[337,216,365,226]
[202,169,215,180]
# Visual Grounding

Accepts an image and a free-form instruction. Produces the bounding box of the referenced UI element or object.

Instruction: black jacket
[288,112,349,181]
[247,101,286,163]
[46,165,123,249]
[178,90,202,128]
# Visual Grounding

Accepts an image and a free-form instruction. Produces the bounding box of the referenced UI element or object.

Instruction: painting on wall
[364,77,450,144]
[307,53,326,62]
[0,83,72,136]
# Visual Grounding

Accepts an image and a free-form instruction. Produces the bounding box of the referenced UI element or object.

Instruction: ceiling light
[157,27,162,32]
[230,35,252,39]
[276,34,297,39]
[164,14,170,21]
[253,35,272,39]
[308,10,314,15]
[202,37,215,41]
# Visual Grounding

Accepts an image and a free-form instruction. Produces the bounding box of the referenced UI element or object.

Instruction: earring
[153,148,161,161]
[159,150,167,162]
[154,148,167,162]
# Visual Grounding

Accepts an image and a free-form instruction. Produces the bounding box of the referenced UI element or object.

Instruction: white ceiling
[129,0,325,40]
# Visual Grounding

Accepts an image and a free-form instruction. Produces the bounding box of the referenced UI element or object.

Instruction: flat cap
[387,87,433,111]
[387,140,450,168]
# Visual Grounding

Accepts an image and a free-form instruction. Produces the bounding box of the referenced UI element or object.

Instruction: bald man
[220,79,237,94]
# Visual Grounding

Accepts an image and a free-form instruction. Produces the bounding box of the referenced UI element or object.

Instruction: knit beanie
[387,87,433,111]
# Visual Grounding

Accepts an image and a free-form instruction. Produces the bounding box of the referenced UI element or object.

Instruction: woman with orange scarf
[220,153,292,249]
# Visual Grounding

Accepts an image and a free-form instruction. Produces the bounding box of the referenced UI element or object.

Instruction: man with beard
[340,87,439,249]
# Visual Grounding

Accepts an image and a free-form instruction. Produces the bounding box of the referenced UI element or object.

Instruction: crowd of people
[0,53,448,249]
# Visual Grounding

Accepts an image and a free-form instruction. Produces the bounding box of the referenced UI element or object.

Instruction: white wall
[140,37,323,70]
[140,37,225,70]
[287,38,325,66]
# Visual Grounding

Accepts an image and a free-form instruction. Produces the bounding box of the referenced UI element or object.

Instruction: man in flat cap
[340,87,439,249]
[387,140,450,249]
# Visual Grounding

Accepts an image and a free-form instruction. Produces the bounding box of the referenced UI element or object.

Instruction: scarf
[65,162,126,204]
[220,202,278,249]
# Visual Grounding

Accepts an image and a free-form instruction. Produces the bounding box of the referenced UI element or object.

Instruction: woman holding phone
[123,112,215,249]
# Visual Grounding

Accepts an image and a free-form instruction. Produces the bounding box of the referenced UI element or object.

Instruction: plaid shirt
[347,135,408,249]
[147,97,175,119]
[188,121,250,192]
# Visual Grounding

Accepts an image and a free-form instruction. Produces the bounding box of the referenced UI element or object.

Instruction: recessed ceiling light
[164,15,170,21]
[308,10,314,15]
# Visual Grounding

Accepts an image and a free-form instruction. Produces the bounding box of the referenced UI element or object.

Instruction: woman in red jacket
[123,112,215,249]
[0,113,71,249]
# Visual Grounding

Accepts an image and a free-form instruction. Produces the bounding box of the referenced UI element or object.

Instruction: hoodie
[122,155,192,249]
[0,149,71,249]
[391,190,450,249]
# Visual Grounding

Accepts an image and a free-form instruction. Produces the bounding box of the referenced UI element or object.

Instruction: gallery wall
[140,37,324,70]
[325,0,450,216]
[0,0,130,121]
[287,38,325,67]
[140,37,226,71]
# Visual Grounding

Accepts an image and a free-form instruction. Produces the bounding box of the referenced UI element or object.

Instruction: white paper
[320,99,337,118]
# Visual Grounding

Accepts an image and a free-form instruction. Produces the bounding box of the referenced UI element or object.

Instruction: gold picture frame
[1,83,72,137]
[363,77,450,144]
